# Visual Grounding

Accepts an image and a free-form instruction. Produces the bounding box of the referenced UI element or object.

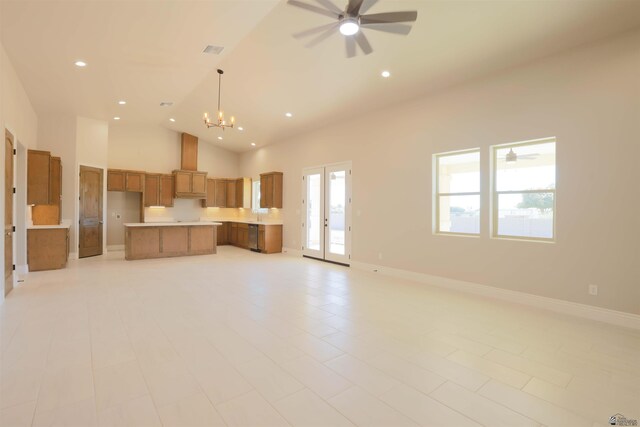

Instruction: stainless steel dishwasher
[248,224,259,252]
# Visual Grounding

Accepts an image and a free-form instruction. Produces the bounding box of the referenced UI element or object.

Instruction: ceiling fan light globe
[339,19,359,36]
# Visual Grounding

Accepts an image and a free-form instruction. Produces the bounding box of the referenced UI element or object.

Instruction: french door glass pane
[306,174,322,250]
[497,192,554,239]
[438,195,480,234]
[328,170,346,255]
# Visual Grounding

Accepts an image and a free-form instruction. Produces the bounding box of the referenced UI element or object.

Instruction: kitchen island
[124,222,221,260]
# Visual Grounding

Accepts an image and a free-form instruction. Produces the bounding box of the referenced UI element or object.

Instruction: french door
[302,162,351,265]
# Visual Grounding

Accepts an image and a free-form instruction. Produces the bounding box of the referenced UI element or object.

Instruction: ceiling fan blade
[354,31,373,55]
[293,22,339,39]
[346,0,365,16]
[361,23,412,35]
[287,0,339,19]
[359,0,380,15]
[360,11,418,24]
[305,25,338,48]
[313,0,342,15]
[345,37,357,58]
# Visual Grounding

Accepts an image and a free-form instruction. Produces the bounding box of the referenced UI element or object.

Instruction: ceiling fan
[501,148,540,162]
[287,0,418,58]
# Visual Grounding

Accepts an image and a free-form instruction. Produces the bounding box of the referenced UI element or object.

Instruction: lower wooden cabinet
[258,224,282,254]
[217,222,229,245]
[27,228,69,271]
[220,222,281,253]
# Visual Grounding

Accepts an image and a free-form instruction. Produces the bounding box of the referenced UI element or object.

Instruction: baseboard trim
[68,252,78,260]
[351,261,640,330]
[107,245,124,251]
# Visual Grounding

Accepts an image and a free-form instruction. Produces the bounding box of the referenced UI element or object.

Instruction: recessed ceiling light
[169,118,175,122]
[251,142,256,146]
[118,100,126,105]
[238,126,244,131]
[381,70,391,78]
[217,136,223,140]
[74,60,87,67]
[285,112,293,118]
[113,117,120,120]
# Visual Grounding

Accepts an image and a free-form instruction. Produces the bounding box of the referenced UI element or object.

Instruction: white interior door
[302,162,351,265]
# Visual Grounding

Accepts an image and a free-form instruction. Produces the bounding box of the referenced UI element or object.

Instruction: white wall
[240,30,640,315]
[0,42,39,300]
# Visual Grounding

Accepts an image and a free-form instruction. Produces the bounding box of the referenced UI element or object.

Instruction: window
[252,179,267,213]
[434,149,480,235]
[492,138,556,240]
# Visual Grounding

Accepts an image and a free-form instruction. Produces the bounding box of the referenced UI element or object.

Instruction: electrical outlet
[116,214,121,219]
[588,284,598,296]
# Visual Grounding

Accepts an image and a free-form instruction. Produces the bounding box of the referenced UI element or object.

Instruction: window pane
[306,174,322,251]
[496,142,555,192]
[496,192,554,239]
[438,195,480,234]
[438,151,480,193]
[328,170,346,255]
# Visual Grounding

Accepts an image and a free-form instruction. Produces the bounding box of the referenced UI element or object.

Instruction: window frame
[251,178,268,213]
[491,137,557,242]
[433,148,481,237]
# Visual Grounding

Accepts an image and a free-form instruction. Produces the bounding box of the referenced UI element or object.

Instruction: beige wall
[106,191,141,246]
[1,42,38,294]
[240,31,640,315]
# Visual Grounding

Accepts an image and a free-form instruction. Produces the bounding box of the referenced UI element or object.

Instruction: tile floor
[1,247,639,427]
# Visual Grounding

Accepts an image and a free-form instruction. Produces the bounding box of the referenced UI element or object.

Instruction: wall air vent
[159,102,174,107]
[203,45,224,55]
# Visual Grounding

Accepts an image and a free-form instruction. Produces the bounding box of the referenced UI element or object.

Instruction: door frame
[4,129,15,297]
[78,164,105,258]
[301,161,352,266]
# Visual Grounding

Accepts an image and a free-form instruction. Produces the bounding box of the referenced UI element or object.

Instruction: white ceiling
[2,0,640,153]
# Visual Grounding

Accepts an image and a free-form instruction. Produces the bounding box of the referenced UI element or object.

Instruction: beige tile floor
[1,246,639,427]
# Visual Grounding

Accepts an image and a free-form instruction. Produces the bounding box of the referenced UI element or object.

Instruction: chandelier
[203,69,234,130]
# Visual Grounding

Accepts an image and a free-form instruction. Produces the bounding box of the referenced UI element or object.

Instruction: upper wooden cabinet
[49,157,62,205]
[107,169,145,192]
[144,174,160,207]
[173,170,207,198]
[27,150,51,205]
[181,133,198,171]
[226,179,237,208]
[159,174,174,207]
[260,172,283,209]
[214,179,226,207]
[236,177,252,209]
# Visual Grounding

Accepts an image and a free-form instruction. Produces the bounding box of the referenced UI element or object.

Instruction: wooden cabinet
[237,223,248,249]
[229,222,238,245]
[27,227,69,271]
[173,170,207,198]
[107,169,145,192]
[27,150,51,205]
[214,179,227,207]
[181,133,198,171]
[236,178,252,209]
[159,174,174,207]
[49,157,62,207]
[226,179,237,208]
[145,174,174,207]
[217,222,228,245]
[258,224,282,254]
[260,172,283,209]
[144,174,160,207]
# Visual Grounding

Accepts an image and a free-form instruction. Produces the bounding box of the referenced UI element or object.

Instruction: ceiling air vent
[159,101,174,107]
[203,45,224,55]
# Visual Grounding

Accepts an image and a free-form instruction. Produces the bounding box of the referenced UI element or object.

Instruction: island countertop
[124,221,222,227]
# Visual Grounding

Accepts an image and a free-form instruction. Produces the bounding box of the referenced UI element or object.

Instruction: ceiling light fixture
[169,118,175,122]
[113,117,120,120]
[238,126,244,131]
[339,17,359,36]
[204,69,235,131]
[381,70,391,78]
[285,112,293,118]
[118,100,126,105]
[74,60,87,67]
[251,142,256,146]
[217,136,223,140]
[506,148,517,162]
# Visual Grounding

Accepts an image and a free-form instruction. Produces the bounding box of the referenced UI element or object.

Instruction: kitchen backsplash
[143,198,282,223]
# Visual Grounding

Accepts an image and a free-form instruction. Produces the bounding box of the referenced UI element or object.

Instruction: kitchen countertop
[206,219,283,226]
[124,221,222,227]
[28,220,71,230]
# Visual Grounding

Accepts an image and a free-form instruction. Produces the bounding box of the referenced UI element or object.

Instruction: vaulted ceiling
[2,0,640,152]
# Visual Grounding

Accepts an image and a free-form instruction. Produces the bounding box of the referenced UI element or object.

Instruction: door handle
[99,221,104,225]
